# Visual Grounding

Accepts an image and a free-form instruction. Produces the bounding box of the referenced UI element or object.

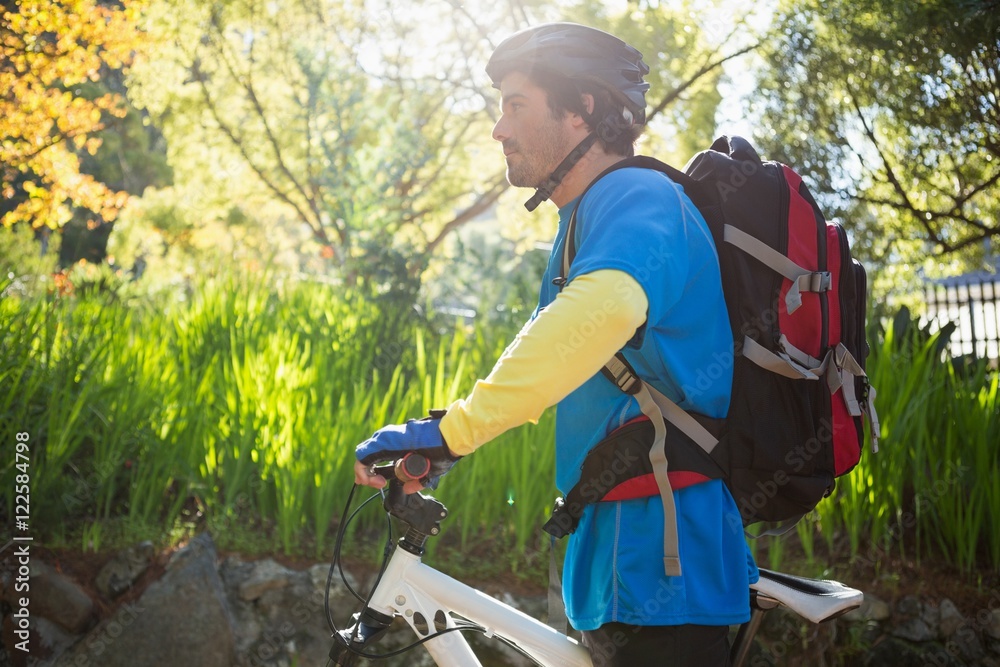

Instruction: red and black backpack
[543,136,880,577]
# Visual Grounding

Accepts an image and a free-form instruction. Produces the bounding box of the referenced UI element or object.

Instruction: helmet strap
[524,132,598,212]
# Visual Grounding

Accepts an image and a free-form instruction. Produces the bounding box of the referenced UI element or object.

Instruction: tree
[0,0,143,230]
[567,0,759,165]
[128,0,505,299]
[127,0,758,297]
[755,0,1000,280]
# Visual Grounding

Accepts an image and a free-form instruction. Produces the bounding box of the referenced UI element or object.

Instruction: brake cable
[325,482,517,662]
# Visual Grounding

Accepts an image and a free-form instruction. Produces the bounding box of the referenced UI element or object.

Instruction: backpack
[542,136,880,577]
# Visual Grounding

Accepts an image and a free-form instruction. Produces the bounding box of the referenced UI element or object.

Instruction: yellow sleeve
[439,269,648,455]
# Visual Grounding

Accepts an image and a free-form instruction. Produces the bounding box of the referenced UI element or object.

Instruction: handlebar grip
[397,453,431,481]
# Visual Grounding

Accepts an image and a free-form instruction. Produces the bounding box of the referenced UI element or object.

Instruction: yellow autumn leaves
[1,0,142,229]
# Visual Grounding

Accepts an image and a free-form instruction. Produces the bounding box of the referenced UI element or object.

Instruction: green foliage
[0,272,548,563]
[117,0,756,305]
[803,309,1000,575]
[56,77,174,267]
[128,0,505,292]
[0,224,60,297]
[73,79,173,197]
[4,272,998,579]
[754,0,1000,292]
[423,227,547,332]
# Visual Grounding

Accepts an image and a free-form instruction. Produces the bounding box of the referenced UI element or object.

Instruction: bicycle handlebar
[370,452,431,485]
[398,452,431,480]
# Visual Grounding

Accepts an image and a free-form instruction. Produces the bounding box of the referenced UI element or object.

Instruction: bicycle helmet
[487,23,650,210]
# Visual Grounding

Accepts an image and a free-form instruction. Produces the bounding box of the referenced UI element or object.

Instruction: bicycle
[326,455,864,666]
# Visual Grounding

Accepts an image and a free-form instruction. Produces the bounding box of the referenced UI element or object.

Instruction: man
[355,23,757,666]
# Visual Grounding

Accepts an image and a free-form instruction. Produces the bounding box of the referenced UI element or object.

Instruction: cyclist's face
[492,71,574,189]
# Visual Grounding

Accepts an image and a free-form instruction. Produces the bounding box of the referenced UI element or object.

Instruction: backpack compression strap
[722,225,832,315]
[720,226,879,446]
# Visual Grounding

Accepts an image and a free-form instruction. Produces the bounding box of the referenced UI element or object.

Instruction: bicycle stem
[381,479,449,555]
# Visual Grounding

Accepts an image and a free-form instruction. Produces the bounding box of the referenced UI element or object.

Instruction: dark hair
[530,68,642,157]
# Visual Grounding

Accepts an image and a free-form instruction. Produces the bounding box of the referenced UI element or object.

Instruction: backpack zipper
[836,223,851,354]
[815,193,829,350]
[855,255,870,369]
[836,222,868,448]
[775,165,790,348]
[835,223,868,367]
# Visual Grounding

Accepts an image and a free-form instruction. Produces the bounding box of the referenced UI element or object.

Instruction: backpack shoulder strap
[558,156,705,281]
[554,158,719,578]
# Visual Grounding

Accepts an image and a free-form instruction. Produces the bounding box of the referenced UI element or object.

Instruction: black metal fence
[924,277,1000,361]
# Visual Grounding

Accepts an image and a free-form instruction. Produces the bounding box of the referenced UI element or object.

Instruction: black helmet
[487,23,650,210]
[486,23,650,125]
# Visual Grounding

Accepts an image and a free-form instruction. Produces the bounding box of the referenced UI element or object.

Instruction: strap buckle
[542,497,575,539]
[806,271,832,292]
[601,355,642,395]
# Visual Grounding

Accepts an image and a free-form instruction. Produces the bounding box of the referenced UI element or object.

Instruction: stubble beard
[506,158,545,188]
[505,121,571,189]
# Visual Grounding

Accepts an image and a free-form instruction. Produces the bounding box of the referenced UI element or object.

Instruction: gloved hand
[355,412,461,491]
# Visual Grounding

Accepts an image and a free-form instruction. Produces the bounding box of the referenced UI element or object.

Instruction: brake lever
[370,463,396,481]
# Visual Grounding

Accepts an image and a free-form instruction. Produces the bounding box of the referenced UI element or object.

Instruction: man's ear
[567,93,595,131]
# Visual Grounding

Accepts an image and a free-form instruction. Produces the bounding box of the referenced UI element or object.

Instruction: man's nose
[492,116,509,143]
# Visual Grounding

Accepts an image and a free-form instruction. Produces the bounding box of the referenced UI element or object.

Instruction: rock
[220,555,254,591]
[845,592,892,623]
[892,595,938,642]
[946,624,986,664]
[310,562,359,595]
[29,561,94,634]
[219,557,264,656]
[893,618,937,643]
[2,613,32,663]
[235,568,334,667]
[939,599,965,638]
[896,595,922,619]
[227,592,264,657]
[53,533,236,667]
[32,617,77,661]
[864,638,964,667]
[95,541,154,599]
[986,609,1000,641]
[238,559,291,602]
[222,555,340,665]
[922,601,942,639]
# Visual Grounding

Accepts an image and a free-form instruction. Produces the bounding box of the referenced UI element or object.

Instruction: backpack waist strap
[542,415,724,541]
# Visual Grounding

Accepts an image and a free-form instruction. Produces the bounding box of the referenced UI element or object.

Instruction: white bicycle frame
[331,468,863,666]
[365,545,591,666]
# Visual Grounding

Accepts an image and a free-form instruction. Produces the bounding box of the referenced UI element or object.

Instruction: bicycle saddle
[751,568,863,623]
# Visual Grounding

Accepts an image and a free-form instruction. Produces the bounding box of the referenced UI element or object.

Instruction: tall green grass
[1,273,997,577]
[805,315,1000,574]
[0,271,554,562]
